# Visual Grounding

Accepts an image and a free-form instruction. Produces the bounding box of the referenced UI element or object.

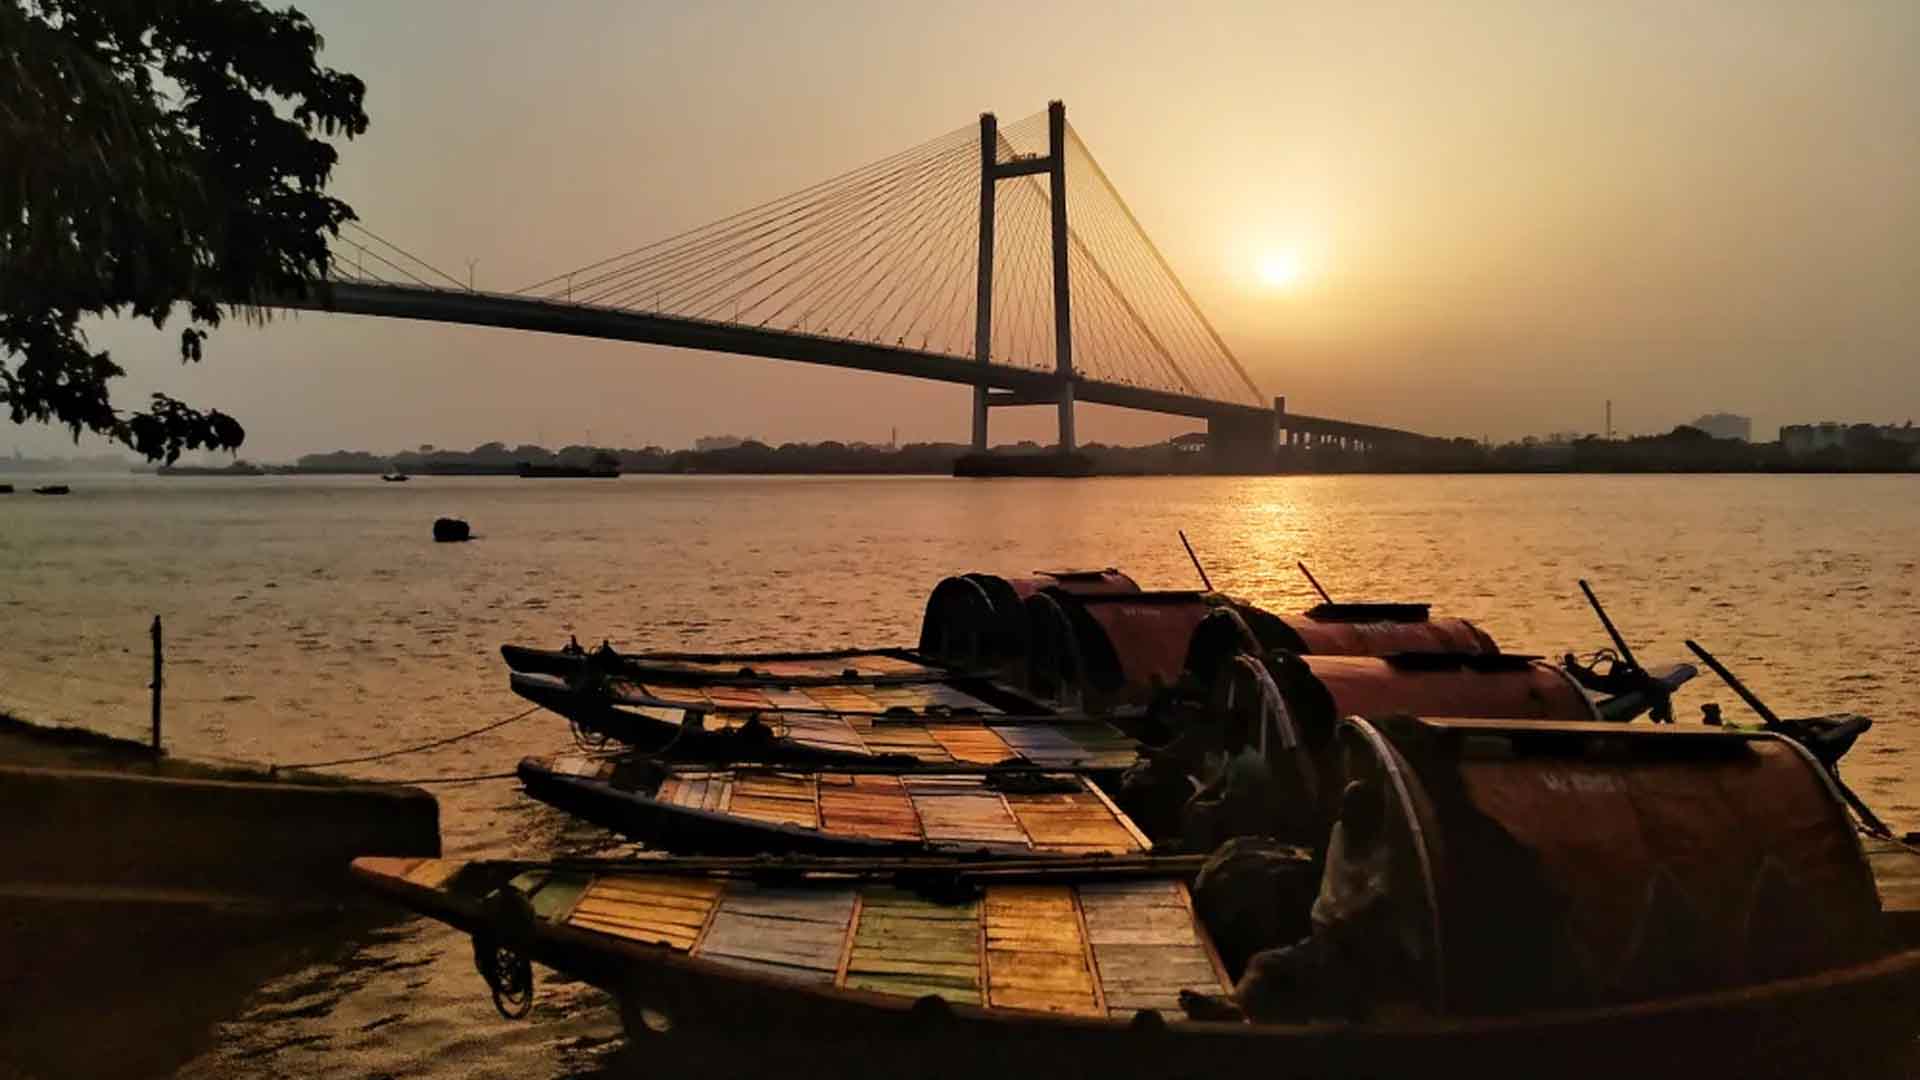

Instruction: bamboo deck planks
[565,874,725,949]
[1078,880,1224,1016]
[727,773,820,829]
[925,724,1018,764]
[842,886,983,1003]
[982,885,1103,1015]
[694,884,857,985]
[905,777,1033,851]
[817,774,924,842]
[372,861,1235,1017]
[1004,791,1145,855]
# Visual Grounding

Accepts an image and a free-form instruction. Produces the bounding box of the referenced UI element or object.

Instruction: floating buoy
[433,517,471,542]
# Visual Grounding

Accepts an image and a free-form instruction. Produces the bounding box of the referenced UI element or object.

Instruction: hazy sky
[21,0,1920,459]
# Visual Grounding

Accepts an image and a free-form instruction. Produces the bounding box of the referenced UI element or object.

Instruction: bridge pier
[1206,396,1282,472]
[971,101,1077,455]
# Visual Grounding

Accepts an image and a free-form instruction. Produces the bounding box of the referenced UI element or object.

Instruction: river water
[3,472,1918,1077]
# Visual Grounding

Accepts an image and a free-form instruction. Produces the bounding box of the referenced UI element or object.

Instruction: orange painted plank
[982,885,1100,1015]
[818,774,923,842]
[925,724,1018,765]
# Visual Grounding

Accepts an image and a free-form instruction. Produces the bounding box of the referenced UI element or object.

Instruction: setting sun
[1257,249,1305,289]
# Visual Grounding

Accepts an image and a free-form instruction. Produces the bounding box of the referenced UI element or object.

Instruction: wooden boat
[381,472,409,482]
[505,647,1092,761]
[509,644,1604,766]
[517,757,1152,857]
[355,717,1920,1078]
[505,568,1506,717]
[921,570,1501,706]
[31,484,69,495]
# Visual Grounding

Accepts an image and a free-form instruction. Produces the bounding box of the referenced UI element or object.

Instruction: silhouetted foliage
[1,0,366,461]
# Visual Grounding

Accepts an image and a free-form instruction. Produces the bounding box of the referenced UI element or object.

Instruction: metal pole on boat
[1179,531,1214,592]
[149,615,163,755]
[1298,562,1334,605]
[1686,638,1893,838]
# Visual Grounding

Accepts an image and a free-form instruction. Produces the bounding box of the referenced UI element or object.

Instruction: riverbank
[0,713,441,1077]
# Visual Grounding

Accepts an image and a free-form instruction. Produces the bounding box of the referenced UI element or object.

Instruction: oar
[1178,530,1214,591]
[1578,579,1671,722]
[1298,562,1334,605]
[1686,639,1892,838]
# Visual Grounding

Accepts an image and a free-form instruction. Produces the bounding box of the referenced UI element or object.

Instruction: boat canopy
[1338,716,1883,1015]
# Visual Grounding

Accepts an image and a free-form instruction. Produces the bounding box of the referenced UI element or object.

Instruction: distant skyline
[15,0,1917,459]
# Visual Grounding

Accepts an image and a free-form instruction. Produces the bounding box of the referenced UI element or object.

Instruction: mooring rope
[376,770,523,786]
[272,704,542,773]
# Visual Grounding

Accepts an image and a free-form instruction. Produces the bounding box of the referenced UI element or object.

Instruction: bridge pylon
[972,100,1075,453]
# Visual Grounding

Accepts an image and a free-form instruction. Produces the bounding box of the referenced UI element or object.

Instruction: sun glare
[1257,250,1305,290]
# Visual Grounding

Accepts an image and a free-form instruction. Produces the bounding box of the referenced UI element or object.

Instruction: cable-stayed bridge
[291,102,1441,463]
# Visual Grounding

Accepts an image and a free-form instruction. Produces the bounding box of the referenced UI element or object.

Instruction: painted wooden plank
[574,886,723,928]
[780,714,871,755]
[704,685,773,710]
[860,685,937,712]
[1004,790,1143,854]
[802,686,885,714]
[860,724,954,763]
[569,915,700,950]
[914,683,1001,714]
[818,774,924,842]
[636,683,712,708]
[570,903,710,932]
[403,859,464,890]
[759,687,823,710]
[1079,880,1230,1016]
[924,724,1019,765]
[693,883,856,985]
[853,655,939,676]
[843,886,981,1005]
[566,874,723,951]
[982,885,1100,1015]
[727,773,821,830]
[525,874,591,922]
[990,725,1096,766]
[905,778,1032,851]
[588,874,727,902]
[700,912,850,967]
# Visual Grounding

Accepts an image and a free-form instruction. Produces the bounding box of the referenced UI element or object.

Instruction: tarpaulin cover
[1365,718,1883,1013]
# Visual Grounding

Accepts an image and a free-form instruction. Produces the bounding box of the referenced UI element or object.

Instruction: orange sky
[30,0,1920,459]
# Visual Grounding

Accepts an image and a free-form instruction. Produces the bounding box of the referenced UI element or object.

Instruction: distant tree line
[291,439,1202,475]
[283,424,1920,477]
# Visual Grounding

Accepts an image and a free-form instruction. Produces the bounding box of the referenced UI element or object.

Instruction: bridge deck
[282,281,1436,444]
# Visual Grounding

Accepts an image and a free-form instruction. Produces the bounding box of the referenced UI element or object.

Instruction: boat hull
[355,859,1920,1080]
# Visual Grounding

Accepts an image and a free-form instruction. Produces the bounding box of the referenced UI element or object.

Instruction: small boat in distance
[32,484,70,495]
[0,483,12,494]
[381,471,409,482]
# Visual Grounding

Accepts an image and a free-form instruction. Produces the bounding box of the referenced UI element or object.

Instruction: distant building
[1780,423,1848,457]
[1689,413,1752,441]
[694,435,746,452]
[1780,421,1920,459]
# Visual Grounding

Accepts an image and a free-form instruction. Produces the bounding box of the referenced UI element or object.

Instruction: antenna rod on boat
[1179,531,1214,592]
[1683,639,1780,729]
[1578,579,1640,672]
[1687,638,1893,838]
[1298,562,1333,605]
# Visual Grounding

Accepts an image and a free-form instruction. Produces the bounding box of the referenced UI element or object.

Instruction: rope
[377,770,521,786]
[272,705,542,773]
